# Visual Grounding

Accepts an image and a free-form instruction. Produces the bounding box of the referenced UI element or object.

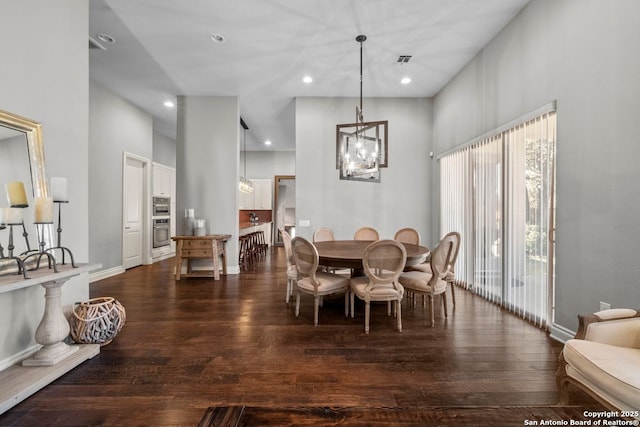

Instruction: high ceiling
[89,0,530,151]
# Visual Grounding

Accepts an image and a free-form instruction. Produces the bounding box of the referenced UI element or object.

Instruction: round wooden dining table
[313,240,429,270]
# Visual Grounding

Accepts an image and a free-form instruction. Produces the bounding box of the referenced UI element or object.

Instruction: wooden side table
[171,235,230,280]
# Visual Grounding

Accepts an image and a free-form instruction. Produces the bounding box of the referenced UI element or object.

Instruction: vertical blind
[439,109,556,329]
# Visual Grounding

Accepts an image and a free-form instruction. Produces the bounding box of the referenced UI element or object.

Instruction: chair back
[354,226,379,241]
[362,239,407,287]
[430,234,455,280]
[445,231,461,274]
[313,227,335,242]
[393,227,420,245]
[291,237,319,284]
[280,229,295,270]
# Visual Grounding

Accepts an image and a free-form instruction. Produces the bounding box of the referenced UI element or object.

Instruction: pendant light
[239,117,253,193]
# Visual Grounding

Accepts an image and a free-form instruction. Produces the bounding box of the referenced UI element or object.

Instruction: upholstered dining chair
[313,227,336,242]
[410,231,461,307]
[350,239,406,334]
[353,226,379,241]
[291,237,350,326]
[280,229,297,304]
[393,227,420,245]
[399,233,455,327]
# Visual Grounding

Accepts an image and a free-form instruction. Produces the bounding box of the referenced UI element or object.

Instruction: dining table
[313,240,429,270]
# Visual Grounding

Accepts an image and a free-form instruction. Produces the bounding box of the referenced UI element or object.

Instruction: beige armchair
[557,309,640,415]
[280,229,297,304]
[353,226,379,241]
[291,237,350,326]
[398,233,454,327]
[350,239,406,334]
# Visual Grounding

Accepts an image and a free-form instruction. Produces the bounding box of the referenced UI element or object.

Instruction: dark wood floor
[1,247,601,426]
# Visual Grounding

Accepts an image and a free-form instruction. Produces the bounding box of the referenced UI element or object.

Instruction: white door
[124,157,144,269]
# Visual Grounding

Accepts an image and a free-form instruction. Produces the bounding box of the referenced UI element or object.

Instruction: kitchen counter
[239,222,272,246]
[239,221,272,230]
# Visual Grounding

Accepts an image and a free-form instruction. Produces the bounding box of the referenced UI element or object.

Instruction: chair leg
[344,291,349,317]
[365,302,370,334]
[449,281,456,306]
[442,293,448,318]
[387,301,391,316]
[429,295,435,327]
[396,300,402,332]
[314,296,320,326]
[295,292,301,317]
[350,292,355,318]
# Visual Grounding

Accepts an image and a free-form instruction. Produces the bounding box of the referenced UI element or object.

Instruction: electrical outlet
[599,301,611,311]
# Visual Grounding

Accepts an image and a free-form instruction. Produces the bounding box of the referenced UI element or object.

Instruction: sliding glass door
[440,109,556,329]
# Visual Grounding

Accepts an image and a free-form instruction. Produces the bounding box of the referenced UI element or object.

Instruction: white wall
[153,129,176,168]
[295,97,434,244]
[176,96,240,270]
[244,151,295,180]
[0,1,89,364]
[433,0,640,332]
[89,81,153,271]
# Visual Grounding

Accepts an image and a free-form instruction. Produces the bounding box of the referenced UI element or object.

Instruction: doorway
[273,175,295,246]
[123,152,151,269]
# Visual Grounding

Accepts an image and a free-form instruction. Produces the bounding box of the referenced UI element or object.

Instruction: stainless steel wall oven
[152,196,171,217]
[153,218,170,248]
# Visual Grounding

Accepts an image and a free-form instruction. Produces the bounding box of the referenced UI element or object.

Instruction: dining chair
[410,231,461,307]
[291,237,350,326]
[398,233,455,327]
[313,227,336,242]
[353,226,379,241]
[393,227,420,245]
[350,239,406,334]
[280,228,298,304]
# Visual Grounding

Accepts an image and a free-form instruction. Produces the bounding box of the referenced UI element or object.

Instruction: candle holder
[45,201,76,267]
[22,223,58,273]
[0,224,29,279]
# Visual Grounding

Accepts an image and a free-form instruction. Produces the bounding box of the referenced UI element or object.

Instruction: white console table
[0,263,101,414]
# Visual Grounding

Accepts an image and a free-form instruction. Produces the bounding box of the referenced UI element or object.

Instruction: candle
[50,177,69,202]
[34,197,54,223]
[6,182,28,207]
[0,207,23,225]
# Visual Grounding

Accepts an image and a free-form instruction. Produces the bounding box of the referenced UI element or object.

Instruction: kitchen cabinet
[152,163,175,199]
[239,179,272,210]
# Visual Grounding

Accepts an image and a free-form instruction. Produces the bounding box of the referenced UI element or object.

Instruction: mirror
[0,109,51,273]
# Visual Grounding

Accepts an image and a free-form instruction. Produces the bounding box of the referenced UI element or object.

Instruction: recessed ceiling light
[210,33,225,43]
[97,33,115,44]
[401,77,411,85]
[264,140,272,146]
[302,76,313,84]
[163,100,175,108]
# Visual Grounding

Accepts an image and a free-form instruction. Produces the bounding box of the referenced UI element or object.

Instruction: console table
[0,263,101,414]
[172,235,231,280]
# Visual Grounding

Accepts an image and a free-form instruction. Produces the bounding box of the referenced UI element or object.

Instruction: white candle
[50,177,69,202]
[6,182,28,207]
[0,207,23,225]
[34,197,54,223]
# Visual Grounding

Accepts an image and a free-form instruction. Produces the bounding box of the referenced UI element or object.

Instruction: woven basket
[70,297,126,346]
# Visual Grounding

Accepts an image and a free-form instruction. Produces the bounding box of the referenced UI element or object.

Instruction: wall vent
[396,55,412,63]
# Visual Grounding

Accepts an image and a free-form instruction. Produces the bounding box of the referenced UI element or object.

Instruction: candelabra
[45,201,76,267]
[23,222,58,273]
[0,223,29,279]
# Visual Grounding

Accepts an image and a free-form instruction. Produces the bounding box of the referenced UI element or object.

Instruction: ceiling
[89,0,530,151]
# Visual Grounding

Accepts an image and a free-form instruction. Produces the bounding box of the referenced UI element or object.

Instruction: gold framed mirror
[0,109,51,271]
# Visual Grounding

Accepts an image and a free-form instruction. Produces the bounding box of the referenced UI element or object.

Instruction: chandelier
[336,35,388,182]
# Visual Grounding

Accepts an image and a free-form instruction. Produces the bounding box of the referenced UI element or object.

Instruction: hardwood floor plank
[0,248,605,425]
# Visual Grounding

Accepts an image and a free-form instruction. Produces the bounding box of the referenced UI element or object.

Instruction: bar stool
[238,235,251,270]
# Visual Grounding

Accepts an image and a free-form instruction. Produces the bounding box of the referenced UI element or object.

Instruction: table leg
[22,278,80,366]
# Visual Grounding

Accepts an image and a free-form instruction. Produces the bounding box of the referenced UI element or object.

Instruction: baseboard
[549,322,576,344]
[152,252,175,263]
[89,266,125,283]
[0,345,39,372]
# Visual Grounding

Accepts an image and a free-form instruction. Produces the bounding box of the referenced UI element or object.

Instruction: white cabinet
[239,179,272,210]
[152,163,176,199]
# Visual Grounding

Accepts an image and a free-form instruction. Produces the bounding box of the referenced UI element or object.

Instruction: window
[440,107,556,328]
